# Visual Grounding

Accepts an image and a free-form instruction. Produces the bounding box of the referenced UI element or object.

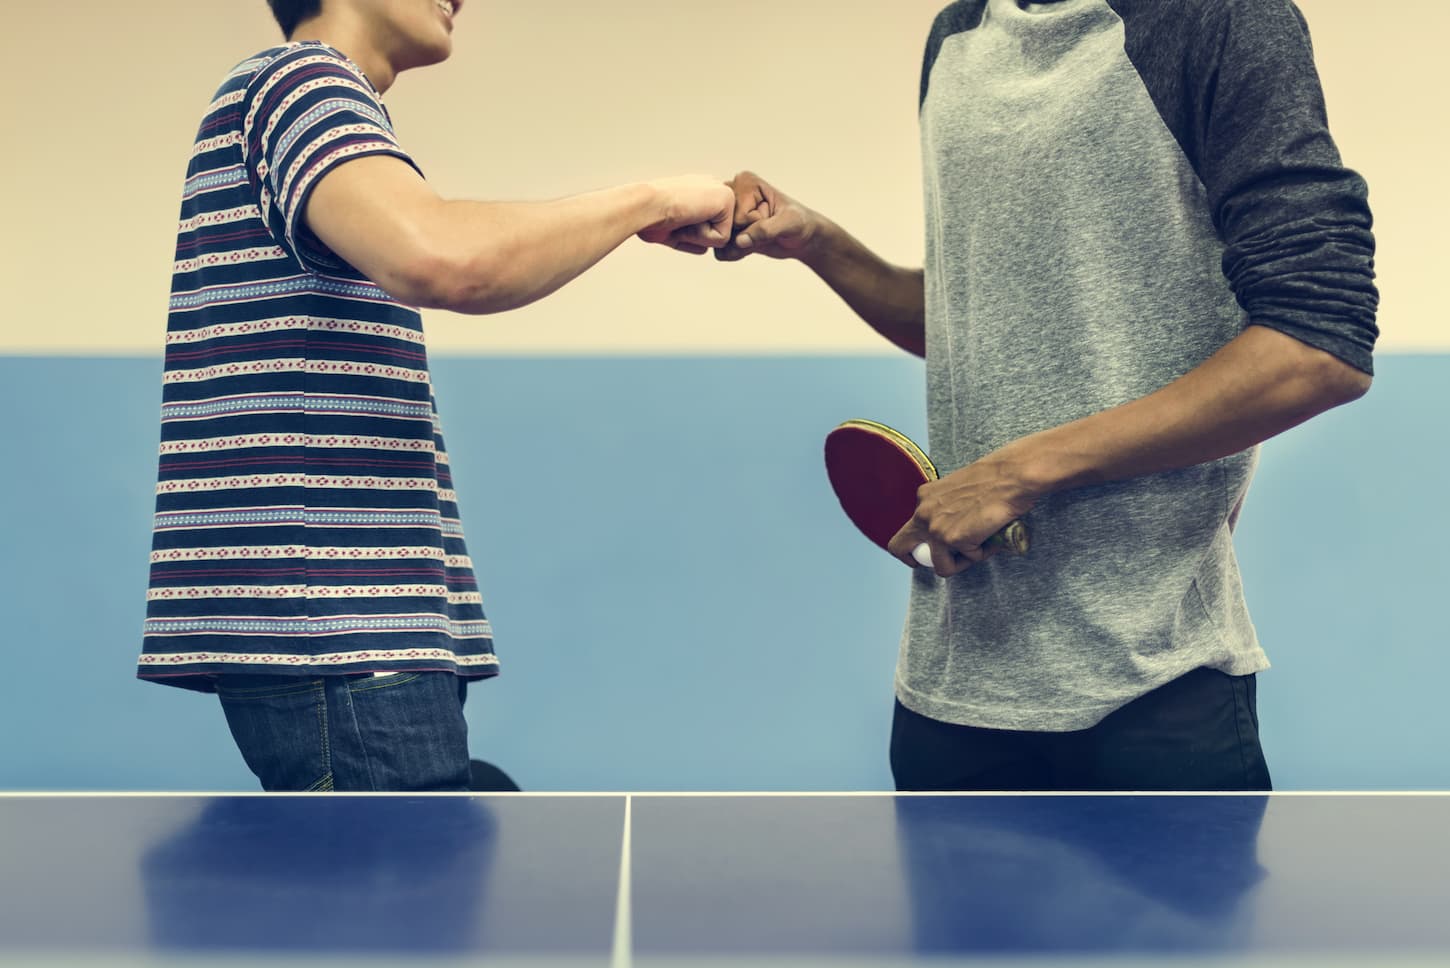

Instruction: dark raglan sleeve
[1115,0,1379,374]
[920,1,988,109]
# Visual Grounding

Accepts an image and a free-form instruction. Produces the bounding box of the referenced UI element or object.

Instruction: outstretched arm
[304,155,735,314]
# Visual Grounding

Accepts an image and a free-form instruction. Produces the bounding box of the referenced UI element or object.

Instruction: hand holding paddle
[824,419,1031,574]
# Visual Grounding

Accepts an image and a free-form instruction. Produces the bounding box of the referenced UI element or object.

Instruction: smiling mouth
[435,0,457,26]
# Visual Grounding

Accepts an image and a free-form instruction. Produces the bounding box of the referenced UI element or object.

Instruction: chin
[404,39,453,71]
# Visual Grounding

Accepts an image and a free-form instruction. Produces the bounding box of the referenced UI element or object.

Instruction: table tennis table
[1,792,1446,967]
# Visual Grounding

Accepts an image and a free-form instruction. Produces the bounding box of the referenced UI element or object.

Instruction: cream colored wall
[0,0,1441,355]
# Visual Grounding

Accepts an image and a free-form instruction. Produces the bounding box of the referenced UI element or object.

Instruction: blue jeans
[216,672,471,792]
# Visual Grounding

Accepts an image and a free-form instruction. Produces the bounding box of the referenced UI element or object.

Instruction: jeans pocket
[217,676,332,791]
[346,672,422,694]
[216,675,323,700]
[341,672,470,791]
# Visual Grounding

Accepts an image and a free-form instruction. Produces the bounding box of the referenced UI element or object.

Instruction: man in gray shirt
[714,0,1378,790]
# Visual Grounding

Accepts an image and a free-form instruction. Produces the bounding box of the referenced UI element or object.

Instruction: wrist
[794,211,836,267]
[626,181,670,232]
[998,429,1090,501]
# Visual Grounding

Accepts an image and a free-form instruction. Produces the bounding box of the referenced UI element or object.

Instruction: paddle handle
[910,520,1030,567]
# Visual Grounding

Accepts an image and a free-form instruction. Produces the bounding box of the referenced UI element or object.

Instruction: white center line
[610,793,634,968]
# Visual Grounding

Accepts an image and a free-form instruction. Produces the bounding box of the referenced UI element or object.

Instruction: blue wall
[0,355,1445,791]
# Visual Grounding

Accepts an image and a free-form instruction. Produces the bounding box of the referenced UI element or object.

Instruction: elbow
[391,246,509,314]
[368,246,458,310]
[1253,324,1373,410]
[1334,364,1373,404]
[1312,351,1373,408]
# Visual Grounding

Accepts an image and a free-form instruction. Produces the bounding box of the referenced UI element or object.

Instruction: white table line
[611,793,634,968]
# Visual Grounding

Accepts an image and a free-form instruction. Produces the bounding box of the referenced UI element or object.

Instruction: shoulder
[1186,0,1311,45]
[1107,0,1313,74]
[241,42,372,100]
[1106,0,1304,35]
[238,42,386,144]
[232,44,303,88]
[926,0,989,48]
[921,1,988,106]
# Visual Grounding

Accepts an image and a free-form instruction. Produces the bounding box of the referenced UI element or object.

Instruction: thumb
[715,213,784,262]
[733,212,784,251]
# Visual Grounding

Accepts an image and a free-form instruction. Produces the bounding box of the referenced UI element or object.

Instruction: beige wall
[0,0,1441,355]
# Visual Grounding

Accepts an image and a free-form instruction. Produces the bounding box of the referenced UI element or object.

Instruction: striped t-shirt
[139,43,498,689]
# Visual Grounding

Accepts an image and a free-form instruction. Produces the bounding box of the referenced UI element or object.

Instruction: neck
[289,9,397,94]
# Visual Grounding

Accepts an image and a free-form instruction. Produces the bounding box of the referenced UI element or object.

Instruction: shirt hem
[137,659,499,693]
[894,651,1270,732]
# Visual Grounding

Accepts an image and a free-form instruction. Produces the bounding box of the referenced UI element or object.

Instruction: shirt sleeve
[1185,0,1379,374]
[240,44,423,276]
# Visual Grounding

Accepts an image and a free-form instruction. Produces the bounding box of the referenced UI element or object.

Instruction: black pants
[890,667,1271,792]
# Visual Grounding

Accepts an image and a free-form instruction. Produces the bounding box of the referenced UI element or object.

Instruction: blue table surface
[0,793,1447,967]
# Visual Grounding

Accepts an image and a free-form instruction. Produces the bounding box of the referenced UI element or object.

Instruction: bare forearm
[424,184,660,314]
[1005,325,1373,495]
[802,219,925,356]
[308,158,732,315]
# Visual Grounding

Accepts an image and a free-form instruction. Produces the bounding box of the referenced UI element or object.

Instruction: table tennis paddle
[824,419,1029,567]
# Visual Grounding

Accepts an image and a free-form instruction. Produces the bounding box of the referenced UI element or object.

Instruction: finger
[938,539,1000,577]
[729,171,768,226]
[733,214,784,252]
[931,542,965,578]
[888,520,930,566]
[708,195,736,238]
[641,224,714,254]
[973,541,1007,563]
[715,218,776,261]
[737,201,769,231]
[672,221,729,249]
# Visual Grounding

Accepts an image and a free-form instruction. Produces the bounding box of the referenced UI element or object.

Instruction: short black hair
[267,0,323,37]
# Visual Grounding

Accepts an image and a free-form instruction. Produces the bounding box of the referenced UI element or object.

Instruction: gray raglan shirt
[899,0,1379,730]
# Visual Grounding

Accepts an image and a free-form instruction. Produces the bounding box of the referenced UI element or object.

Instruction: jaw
[374,1,457,76]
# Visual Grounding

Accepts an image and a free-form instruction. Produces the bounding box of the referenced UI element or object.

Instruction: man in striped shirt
[142,0,734,791]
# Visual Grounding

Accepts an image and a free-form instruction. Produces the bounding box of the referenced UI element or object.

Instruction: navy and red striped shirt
[140,43,497,689]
